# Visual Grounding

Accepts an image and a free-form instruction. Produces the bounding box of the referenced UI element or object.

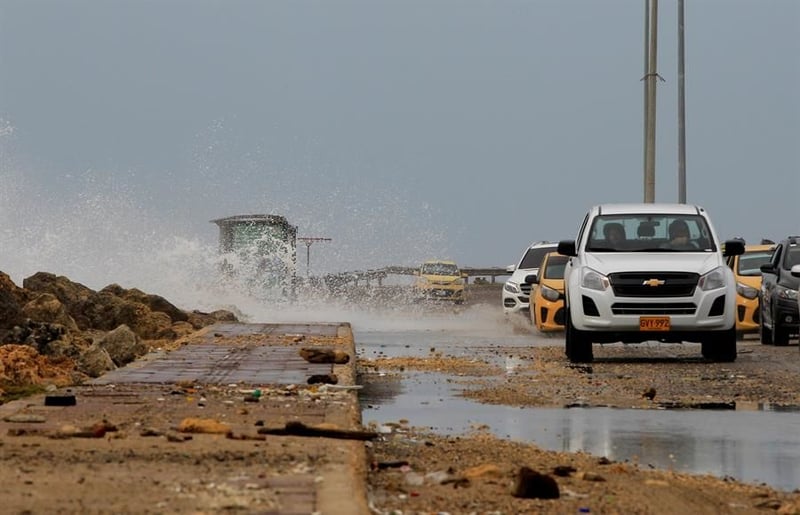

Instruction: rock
[552,465,577,477]
[0,344,80,387]
[308,373,338,385]
[21,293,79,332]
[299,347,350,364]
[0,271,237,395]
[99,325,147,367]
[187,309,238,330]
[100,284,188,323]
[77,343,116,377]
[577,471,607,482]
[0,272,28,335]
[511,466,560,499]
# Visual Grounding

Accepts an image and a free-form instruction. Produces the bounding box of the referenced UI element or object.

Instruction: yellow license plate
[640,316,671,331]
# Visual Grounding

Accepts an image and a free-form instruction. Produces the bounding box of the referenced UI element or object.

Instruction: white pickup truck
[557,203,745,363]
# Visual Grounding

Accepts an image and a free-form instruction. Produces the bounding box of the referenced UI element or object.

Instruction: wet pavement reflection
[355,318,800,492]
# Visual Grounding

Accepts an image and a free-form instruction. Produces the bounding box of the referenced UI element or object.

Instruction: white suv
[558,203,744,363]
[502,241,558,315]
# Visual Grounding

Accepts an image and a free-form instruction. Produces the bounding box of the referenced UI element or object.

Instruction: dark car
[759,236,800,345]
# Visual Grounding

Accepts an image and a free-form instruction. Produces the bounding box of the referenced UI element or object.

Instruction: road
[352,292,800,493]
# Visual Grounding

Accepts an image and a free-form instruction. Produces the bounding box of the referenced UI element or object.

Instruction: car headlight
[736,282,759,299]
[777,286,799,300]
[698,266,726,291]
[504,282,520,294]
[541,285,560,302]
[581,267,609,291]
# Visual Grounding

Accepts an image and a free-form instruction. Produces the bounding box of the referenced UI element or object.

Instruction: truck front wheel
[565,309,593,363]
[701,327,737,362]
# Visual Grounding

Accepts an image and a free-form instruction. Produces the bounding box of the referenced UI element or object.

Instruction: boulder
[100,284,188,323]
[21,293,80,332]
[187,309,238,330]
[77,343,117,377]
[22,272,94,327]
[98,325,147,367]
[0,271,27,335]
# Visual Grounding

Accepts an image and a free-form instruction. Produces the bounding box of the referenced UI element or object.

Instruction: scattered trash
[44,393,76,406]
[3,414,46,423]
[177,417,232,435]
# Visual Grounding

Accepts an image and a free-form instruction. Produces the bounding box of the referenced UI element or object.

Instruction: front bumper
[568,285,736,343]
[533,298,566,332]
[417,286,465,301]
[735,295,760,333]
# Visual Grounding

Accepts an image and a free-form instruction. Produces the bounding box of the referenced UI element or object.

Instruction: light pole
[678,0,687,203]
[643,0,661,203]
[297,237,331,278]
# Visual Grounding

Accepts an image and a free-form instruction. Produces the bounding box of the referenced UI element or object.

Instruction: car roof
[744,244,776,252]
[422,259,458,265]
[526,241,557,249]
[595,203,703,216]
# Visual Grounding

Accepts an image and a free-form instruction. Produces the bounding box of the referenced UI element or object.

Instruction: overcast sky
[0,0,798,292]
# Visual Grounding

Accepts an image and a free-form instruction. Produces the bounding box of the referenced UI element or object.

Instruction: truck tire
[565,310,593,363]
[702,327,737,362]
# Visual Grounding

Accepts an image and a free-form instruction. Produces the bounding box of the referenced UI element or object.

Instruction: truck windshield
[585,214,715,252]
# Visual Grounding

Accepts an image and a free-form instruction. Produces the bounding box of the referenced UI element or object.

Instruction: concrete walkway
[0,322,370,515]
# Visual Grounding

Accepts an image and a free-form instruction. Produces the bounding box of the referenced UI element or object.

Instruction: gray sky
[1,0,798,288]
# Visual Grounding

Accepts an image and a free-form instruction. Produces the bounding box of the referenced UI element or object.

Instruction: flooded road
[353,307,800,492]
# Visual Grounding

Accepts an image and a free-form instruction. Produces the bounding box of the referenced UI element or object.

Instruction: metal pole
[645,0,659,203]
[643,0,650,202]
[678,0,687,203]
[306,242,312,278]
[297,237,332,279]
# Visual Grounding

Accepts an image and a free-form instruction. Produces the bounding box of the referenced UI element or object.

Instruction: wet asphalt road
[352,306,800,492]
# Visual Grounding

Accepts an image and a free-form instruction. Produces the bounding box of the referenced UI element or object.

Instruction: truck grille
[611,302,697,315]
[609,272,699,298]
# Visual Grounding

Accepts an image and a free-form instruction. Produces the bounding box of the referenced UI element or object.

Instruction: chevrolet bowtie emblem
[643,279,666,287]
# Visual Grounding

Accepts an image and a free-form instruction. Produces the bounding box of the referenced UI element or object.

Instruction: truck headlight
[698,266,726,291]
[736,282,759,299]
[581,268,609,291]
[504,282,520,294]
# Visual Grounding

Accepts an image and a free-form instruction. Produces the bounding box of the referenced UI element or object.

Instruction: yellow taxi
[528,252,569,332]
[726,243,776,337]
[413,260,466,304]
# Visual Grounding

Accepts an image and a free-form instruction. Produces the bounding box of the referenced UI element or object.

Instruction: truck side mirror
[557,240,577,257]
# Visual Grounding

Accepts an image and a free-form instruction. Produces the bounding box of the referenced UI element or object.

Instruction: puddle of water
[360,372,800,492]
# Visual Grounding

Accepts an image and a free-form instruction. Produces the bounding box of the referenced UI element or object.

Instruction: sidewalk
[0,322,370,514]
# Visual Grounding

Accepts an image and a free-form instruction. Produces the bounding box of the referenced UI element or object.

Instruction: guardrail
[321,266,510,287]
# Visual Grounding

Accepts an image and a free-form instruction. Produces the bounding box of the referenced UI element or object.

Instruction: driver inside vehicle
[668,219,696,250]
[603,222,626,249]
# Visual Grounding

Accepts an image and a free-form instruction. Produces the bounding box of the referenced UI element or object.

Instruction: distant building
[210,214,297,297]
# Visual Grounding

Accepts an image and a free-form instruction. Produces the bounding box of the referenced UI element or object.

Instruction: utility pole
[643,0,650,202]
[677,0,687,203]
[643,0,661,203]
[297,237,331,278]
